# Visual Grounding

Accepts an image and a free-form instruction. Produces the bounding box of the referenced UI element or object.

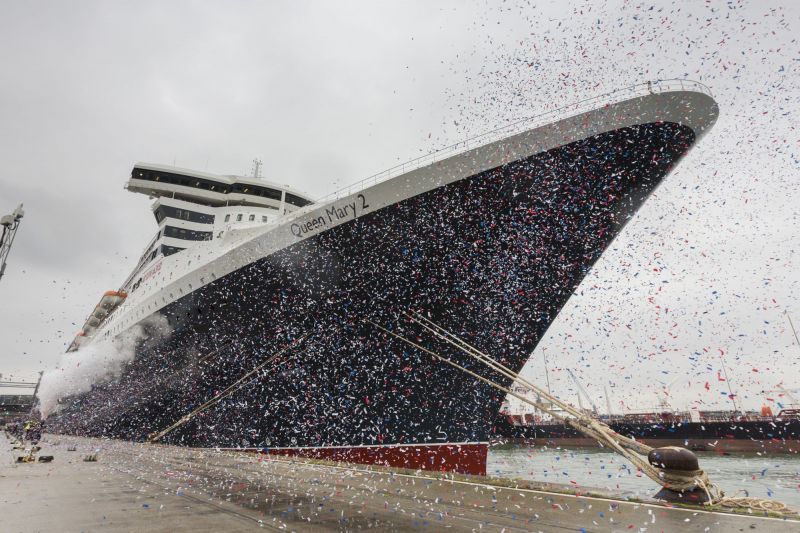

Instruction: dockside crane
[774,385,800,408]
[604,384,613,417]
[760,386,800,418]
[566,368,599,415]
[0,204,24,282]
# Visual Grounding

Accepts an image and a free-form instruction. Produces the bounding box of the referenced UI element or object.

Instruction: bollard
[648,446,711,504]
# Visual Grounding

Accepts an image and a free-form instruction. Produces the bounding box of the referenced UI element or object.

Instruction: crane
[0,203,24,282]
[787,311,800,351]
[761,387,800,410]
[780,386,798,404]
[760,386,800,419]
[656,374,684,412]
[604,384,613,417]
[566,368,598,415]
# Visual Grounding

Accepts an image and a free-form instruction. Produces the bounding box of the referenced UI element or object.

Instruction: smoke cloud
[38,313,171,418]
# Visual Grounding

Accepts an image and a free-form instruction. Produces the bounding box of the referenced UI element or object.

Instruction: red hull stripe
[230,442,488,476]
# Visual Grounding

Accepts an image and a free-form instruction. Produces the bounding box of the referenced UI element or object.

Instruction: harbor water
[489,445,800,508]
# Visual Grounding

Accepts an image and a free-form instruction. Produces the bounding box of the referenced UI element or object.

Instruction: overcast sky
[0,1,798,413]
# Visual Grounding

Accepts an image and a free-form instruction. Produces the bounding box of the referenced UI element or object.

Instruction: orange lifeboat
[74,290,128,348]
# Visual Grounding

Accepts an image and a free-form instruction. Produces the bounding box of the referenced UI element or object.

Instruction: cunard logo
[142,260,162,282]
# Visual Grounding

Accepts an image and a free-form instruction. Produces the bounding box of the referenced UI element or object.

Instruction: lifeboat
[87,291,127,323]
[93,291,127,318]
[66,331,87,353]
[69,290,128,352]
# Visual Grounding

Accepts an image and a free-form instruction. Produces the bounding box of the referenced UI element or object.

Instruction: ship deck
[2,433,795,532]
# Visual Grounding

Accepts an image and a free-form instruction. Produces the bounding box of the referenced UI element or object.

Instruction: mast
[251,158,263,178]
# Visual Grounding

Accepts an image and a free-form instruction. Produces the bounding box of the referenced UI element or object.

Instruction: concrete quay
[1,433,796,532]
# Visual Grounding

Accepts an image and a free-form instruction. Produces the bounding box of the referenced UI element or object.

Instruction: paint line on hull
[229,442,488,475]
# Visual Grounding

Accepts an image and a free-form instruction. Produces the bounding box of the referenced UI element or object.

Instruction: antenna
[251,158,263,178]
[0,203,24,282]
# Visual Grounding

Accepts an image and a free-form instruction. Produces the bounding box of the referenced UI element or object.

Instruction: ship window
[154,205,214,224]
[249,214,255,221]
[225,214,230,222]
[262,216,268,222]
[160,244,185,256]
[231,182,281,200]
[133,168,287,202]
[285,192,312,207]
[236,214,242,221]
[164,226,212,241]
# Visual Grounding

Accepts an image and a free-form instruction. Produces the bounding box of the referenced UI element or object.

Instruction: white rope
[148,334,309,443]
[371,312,795,513]
[369,316,667,487]
[405,311,653,456]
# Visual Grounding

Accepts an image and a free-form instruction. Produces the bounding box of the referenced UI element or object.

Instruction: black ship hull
[50,121,699,474]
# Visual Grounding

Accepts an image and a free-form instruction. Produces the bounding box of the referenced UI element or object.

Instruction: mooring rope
[148,334,309,443]
[369,311,795,514]
[366,317,675,490]
[402,311,670,478]
[404,310,651,453]
[85,341,235,426]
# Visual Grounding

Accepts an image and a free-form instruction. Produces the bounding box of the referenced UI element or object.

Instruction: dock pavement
[1,433,796,532]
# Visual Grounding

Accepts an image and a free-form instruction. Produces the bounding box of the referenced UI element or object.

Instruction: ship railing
[312,78,713,207]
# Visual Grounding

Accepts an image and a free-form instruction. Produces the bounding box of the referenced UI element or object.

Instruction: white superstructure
[68,163,313,351]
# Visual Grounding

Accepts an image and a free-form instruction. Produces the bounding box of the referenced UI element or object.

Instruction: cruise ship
[47,80,719,475]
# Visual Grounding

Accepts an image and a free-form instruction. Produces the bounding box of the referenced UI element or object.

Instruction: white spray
[38,313,171,419]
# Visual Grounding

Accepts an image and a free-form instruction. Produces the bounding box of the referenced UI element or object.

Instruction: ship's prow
[51,80,719,476]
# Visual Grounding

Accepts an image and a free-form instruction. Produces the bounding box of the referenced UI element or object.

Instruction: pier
[2,433,795,532]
